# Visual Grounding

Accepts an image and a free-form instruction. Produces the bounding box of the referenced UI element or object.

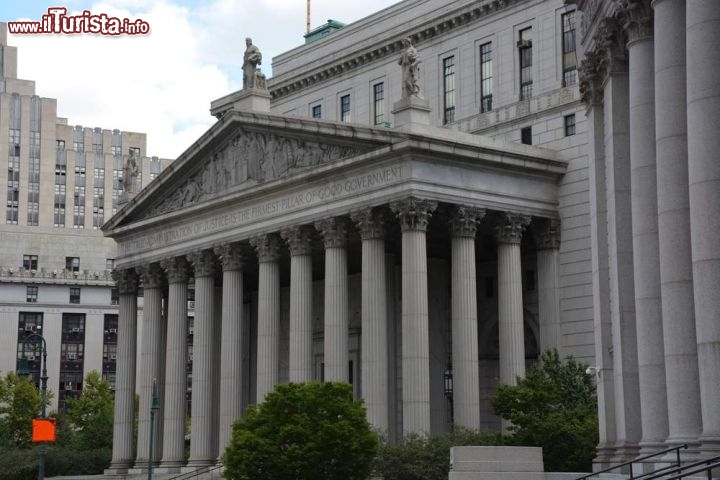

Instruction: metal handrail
[167,463,224,480]
[643,455,720,480]
[575,444,688,479]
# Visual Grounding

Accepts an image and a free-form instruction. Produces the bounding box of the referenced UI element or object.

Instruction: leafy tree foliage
[65,370,114,451]
[224,382,378,480]
[0,372,43,448]
[491,349,598,472]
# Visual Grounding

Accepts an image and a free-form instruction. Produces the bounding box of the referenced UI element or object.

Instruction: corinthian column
[108,269,138,473]
[536,219,561,352]
[250,234,282,402]
[281,226,314,382]
[315,217,349,382]
[135,263,166,469]
[215,243,245,456]
[687,0,720,454]
[350,208,389,432]
[450,206,484,429]
[159,257,189,471]
[495,213,531,386]
[186,250,217,467]
[390,197,437,435]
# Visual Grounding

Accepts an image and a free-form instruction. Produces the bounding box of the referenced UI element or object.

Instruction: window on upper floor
[562,11,578,87]
[518,27,533,100]
[521,126,532,145]
[23,254,38,271]
[311,104,322,119]
[26,286,38,303]
[65,256,80,272]
[69,287,81,304]
[443,56,456,124]
[480,42,493,113]
[565,114,576,136]
[373,83,385,126]
[340,95,351,122]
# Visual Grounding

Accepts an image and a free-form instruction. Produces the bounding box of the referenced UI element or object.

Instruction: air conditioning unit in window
[110,354,117,360]
[25,325,34,332]
[71,327,80,332]
[26,355,35,361]
[67,353,77,360]
[109,328,117,333]
[65,382,73,390]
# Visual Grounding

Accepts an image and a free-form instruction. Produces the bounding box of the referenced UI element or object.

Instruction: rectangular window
[17,312,44,384]
[519,27,533,100]
[480,42,493,113]
[111,145,121,155]
[443,56,456,124]
[311,105,322,119]
[521,126,532,145]
[65,257,80,272]
[26,286,38,303]
[57,140,65,150]
[373,83,385,126]
[23,255,38,271]
[565,114,576,136]
[110,288,119,305]
[106,258,115,270]
[69,287,81,304]
[340,95,351,122]
[562,11,578,86]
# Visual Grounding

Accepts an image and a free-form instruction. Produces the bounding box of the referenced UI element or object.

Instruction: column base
[592,441,616,471]
[699,434,720,457]
[104,465,130,475]
[155,464,184,474]
[610,441,640,469]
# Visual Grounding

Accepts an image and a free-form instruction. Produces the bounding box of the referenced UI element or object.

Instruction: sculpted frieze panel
[145,129,368,218]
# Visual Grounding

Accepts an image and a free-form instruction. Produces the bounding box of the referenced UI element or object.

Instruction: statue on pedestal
[122,148,139,194]
[243,37,263,89]
[398,37,421,98]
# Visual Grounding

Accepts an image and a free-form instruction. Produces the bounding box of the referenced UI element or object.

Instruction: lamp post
[443,364,454,428]
[147,378,160,480]
[18,333,49,480]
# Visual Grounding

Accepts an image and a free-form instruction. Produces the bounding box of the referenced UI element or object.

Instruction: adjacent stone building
[0,23,172,411]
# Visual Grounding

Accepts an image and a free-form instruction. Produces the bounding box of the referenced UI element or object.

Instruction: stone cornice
[268,0,524,100]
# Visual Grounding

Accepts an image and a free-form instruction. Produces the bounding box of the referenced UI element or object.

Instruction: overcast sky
[5,0,401,159]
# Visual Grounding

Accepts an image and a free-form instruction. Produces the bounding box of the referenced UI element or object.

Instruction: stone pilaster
[495,213,531,388]
[186,250,217,467]
[158,257,189,471]
[214,243,246,456]
[315,217,349,382]
[390,197,437,435]
[281,226,314,383]
[108,269,138,473]
[686,0,720,454]
[135,263,165,469]
[250,234,282,402]
[450,206,484,429]
[536,218,561,352]
[351,208,389,432]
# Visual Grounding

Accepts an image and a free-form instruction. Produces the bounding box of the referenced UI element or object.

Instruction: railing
[575,444,687,480]
[644,455,720,480]
[167,463,224,480]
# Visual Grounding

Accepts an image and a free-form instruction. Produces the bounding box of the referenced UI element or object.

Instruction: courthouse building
[0,23,172,411]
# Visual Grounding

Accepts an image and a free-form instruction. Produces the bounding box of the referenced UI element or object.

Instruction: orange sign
[32,418,56,443]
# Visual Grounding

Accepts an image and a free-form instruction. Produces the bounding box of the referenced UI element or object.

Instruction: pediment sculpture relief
[144,130,367,218]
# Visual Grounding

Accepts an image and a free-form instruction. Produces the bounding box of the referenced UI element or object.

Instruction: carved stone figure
[243,38,263,90]
[122,149,139,194]
[398,37,421,98]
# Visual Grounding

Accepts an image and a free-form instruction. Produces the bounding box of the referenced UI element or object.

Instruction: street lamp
[18,333,49,480]
[444,364,454,428]
[147,378,160,480]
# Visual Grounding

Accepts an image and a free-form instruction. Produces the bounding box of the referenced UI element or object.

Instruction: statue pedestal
[392,96,431,129]
[210,88,271,118]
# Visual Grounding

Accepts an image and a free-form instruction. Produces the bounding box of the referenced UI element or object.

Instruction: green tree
[491,349,598,472]
[0,372,42,448]
[224,382,378,480]
[65,371,114,451]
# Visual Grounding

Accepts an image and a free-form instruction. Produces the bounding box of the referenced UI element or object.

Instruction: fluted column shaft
[450,207,483,429]
[653,0,703,448]
[623,3,669,451]
[282,226,314,382]
[687,0,720,452]
[135,264,165,468]
[159,258,189,469]
[495,214,530,386]
[187,250,217,467]
[251,234,282,402]
[352,209,389,432]
[109,269,138,472]
[537,219,561,352]
[315,218,349,382]
[216,244,245,456]
[390,197,437,435]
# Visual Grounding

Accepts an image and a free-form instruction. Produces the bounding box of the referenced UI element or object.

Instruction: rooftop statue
[398,37,421,98]
[243,37,263,90]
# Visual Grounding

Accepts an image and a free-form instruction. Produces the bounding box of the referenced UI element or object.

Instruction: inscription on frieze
[119,165,404,257]
[145,129,370,218]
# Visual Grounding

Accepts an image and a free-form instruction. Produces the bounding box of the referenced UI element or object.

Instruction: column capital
[579,50,605,108]
[536,218,562,250]
[160,256,190,284]
[214,242,246,271]
[617,0,653,45]
[450,206,486,238]
[137,263,165,289]
[494,213,531,244]
[250,233,283,263]
[187,249,218,278]
[350,208,385,240]
[113,268,139,295]
[390,197,438,232]
[315,217,348,248]
[281,225,314,256]
[598,17,628,76]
